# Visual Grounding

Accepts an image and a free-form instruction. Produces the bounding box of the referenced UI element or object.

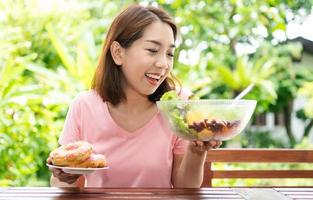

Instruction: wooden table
[1,187,313,200]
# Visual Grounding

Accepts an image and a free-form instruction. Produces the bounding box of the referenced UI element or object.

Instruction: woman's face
[119,21,175,97]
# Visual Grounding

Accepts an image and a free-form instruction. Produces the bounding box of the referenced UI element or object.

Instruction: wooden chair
[202,149,313,187]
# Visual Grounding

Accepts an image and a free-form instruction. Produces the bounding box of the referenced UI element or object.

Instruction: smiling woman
[49,4,222,188]
[109,21,175,98]
[92,4,178,106]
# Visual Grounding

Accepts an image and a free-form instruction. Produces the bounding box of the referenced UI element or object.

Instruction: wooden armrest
[202,148,313,187]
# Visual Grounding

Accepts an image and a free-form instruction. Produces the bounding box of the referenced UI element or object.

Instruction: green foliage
[212,55,277,113]
[46,23,97,89]
[0,0,132,186]
[240,128,287,148]
[158,0,313,145]
[299,82,313,118]
[1,0,313,187]
[0,59,63,186]
[159,0,312,117]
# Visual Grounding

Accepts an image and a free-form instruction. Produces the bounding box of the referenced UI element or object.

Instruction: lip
[147,72,162,76]
[144,72,167,87]
[145,75,159,86]
[145,72,165,76]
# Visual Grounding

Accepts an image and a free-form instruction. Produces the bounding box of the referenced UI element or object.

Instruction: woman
[49,4,221,188]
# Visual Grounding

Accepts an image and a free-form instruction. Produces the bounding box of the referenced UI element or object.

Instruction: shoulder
[74,90,102,101]
[71,90,103,107]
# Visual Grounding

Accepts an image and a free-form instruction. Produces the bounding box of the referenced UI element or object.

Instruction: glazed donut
[75,153,107,168]
[48,141,93,166]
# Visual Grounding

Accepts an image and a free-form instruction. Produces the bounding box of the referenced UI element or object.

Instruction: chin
[147,89,158,96]
[142,87,158,96]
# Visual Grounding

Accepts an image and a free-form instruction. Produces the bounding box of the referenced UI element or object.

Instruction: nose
[155,54,169,69]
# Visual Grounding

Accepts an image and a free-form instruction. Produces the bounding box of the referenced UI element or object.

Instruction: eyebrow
[145,40,176,48]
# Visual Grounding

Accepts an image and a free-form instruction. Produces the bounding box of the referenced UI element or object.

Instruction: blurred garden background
[1,0,313,187]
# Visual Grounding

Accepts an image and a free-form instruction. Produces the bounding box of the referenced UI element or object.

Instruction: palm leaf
[46,23,76,76]
[217,66,239,89]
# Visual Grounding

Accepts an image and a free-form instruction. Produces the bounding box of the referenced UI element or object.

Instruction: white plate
[47,163,109,174]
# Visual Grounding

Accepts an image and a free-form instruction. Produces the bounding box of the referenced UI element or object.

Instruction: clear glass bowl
[156,99,257,141]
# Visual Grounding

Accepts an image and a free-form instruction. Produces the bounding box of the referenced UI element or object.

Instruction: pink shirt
[59,89,190,187]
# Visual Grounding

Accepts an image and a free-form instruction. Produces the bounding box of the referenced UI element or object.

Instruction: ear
[110,41,124,66]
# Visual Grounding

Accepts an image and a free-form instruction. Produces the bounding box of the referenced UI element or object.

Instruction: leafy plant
[46,24,97,89]
[0,0,132,186]
[299,82,313,118]
[0,60,63,186]
[1,0,313,187]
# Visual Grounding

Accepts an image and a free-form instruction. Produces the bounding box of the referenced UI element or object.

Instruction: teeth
[145,73,161,80]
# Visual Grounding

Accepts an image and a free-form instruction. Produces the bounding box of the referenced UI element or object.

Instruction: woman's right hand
[49,168,82,184]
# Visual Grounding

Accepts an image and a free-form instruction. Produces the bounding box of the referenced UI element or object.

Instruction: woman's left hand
[189,139,222,154]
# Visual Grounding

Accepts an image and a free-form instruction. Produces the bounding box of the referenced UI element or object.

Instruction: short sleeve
[172,136,188,154]
[58,95,82,145]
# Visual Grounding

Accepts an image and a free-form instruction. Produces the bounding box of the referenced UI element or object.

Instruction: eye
[167,53,174,57]
[146,49,158,54]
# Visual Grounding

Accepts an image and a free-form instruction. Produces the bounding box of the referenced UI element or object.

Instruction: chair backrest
[202,148,313,187]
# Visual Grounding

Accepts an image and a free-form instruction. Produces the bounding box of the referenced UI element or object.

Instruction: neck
[109,89,154,114]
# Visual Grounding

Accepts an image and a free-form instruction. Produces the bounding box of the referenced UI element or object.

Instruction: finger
[203,141,216,150]
[55,170,69,178]
[58,172,80,180]
[58,173,80,179]
[55,169,62,175]
[212,141,222,149]
[59,177,77,183]
[58,175,80,183]
[65,176,80,184]
[66,178,78,184]
[57,172,72,179]
[200,142,208,149]
[209,140,217,147]
[191,141,197,146]
[216,141,222,147]
[203,145,213,151]
[51,169,62,177]
[196,141,203,147]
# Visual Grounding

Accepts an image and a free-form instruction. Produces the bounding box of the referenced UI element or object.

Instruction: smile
[144,73,162,85]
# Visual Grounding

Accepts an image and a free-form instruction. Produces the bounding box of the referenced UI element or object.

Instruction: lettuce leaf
[160,91,196,139]
[160,90,180,101]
